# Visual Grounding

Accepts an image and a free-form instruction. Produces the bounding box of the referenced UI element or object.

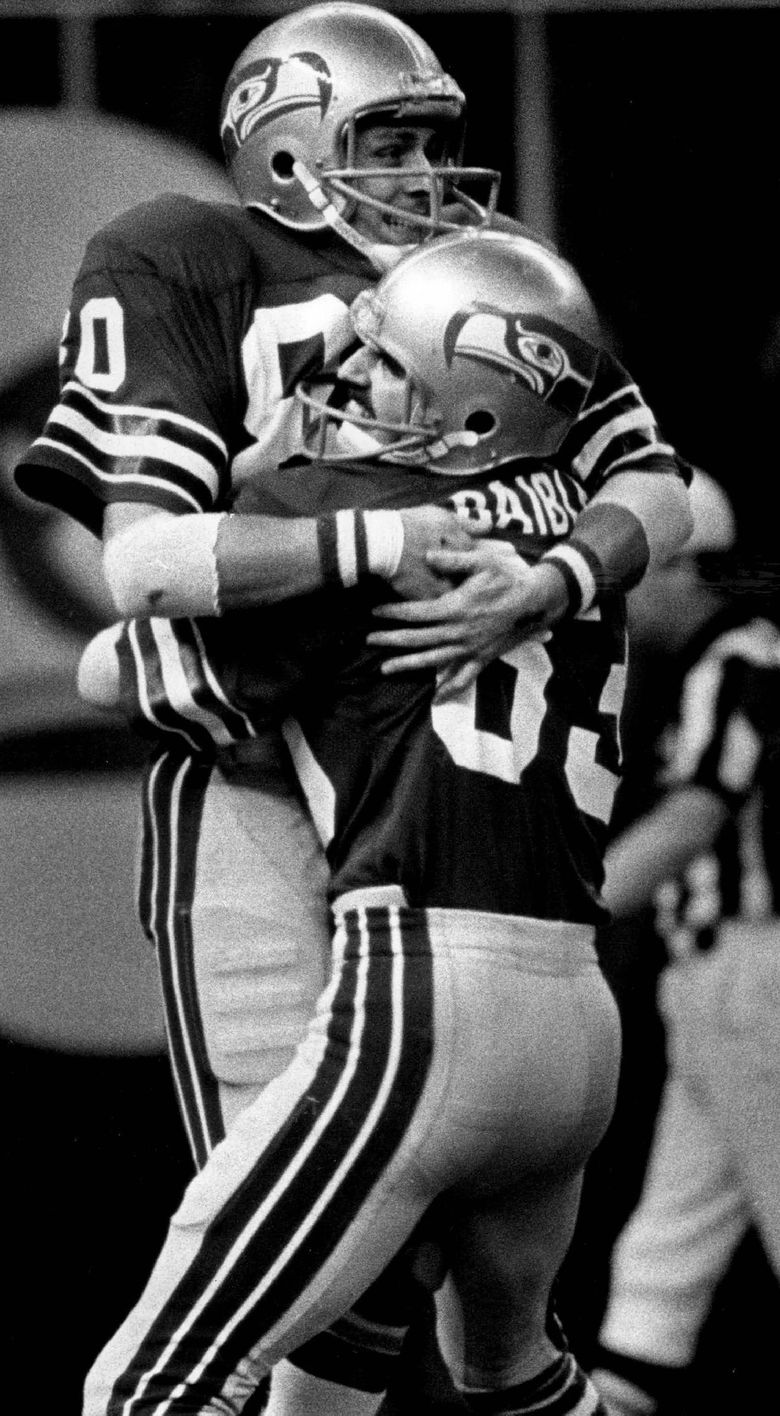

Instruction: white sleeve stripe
[149,619,245,746]
[580,383,642,419]
[62,381,227,453]
[573,408,663,480]
[188,621,258,736]
[597,443,678,475]
[34,436,207,512]
[126,621,202,752]
[50,405,222,488]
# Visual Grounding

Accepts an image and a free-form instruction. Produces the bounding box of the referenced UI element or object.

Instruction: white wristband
[364,509,405,579]
[317,509,405,585]
[540,542,598,615]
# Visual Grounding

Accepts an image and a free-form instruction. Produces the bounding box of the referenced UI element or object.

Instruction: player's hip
[329,888,621,1188]
[332,885,606,987]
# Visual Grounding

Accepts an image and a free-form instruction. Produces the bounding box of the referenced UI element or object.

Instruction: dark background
[5,5,780,536]
[2,5,779,1413]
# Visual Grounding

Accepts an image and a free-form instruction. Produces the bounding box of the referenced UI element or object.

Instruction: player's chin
[375,208,432,245]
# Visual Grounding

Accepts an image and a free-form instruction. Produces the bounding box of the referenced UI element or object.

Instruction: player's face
[348,123,449,246]
[365,348,411,427]
[361,346,435,445]
[336,343,418,434]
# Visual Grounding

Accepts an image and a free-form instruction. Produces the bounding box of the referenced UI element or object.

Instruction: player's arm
[100,498,477,618]
[83,500,479,715]
[367,342,693,684]
[600,786,728,919]
[477,465,691,628]
[526,350,693,605]
[14,204,242,534]
[367,472,690,684]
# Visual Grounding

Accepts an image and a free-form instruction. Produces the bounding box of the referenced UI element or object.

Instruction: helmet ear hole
[220,9,478,233]
[464,409,497,437]
[271,150,296,181]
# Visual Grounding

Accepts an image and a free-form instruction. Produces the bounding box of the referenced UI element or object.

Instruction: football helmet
[297,230,605,475]
[220,2,499,240]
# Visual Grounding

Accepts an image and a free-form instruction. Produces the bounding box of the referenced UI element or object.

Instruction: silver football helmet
[219,2,499,239]
[297,229,605,474]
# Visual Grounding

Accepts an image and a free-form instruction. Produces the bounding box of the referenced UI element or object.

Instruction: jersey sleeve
[557,349,685,497]
[663,620,780,809]
[15,200,244,535]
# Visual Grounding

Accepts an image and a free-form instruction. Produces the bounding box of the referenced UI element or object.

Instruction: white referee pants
[599,918,780,1367]
[84,896,620,1414]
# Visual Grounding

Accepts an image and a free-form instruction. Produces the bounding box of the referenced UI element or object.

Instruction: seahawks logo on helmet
[221,52,333,161]
[444,303,598,417]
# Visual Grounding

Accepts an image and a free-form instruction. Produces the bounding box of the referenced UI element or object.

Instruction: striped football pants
[136,741,331,1159]
[134,742,455,1392]
[84,891,620,1414]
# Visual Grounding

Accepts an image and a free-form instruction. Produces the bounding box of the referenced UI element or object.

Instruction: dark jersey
[15,194,377,533]
[178,456,627,925]
[16,190,678,536]
[13,190,684,921]
[653,610,780,953]
[14,190,680,770]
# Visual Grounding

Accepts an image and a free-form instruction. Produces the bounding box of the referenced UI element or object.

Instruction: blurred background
[1,2,778,1412]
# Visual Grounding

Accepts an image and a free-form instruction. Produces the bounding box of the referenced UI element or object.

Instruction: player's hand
[368,542,567,679]
[390,506,483,600]
[430,650,515,701]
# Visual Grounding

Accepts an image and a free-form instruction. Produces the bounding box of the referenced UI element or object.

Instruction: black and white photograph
[2,3,779,1414]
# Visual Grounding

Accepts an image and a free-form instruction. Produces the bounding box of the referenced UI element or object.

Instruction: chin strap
[292,159,387,272]
[292,159,422,274]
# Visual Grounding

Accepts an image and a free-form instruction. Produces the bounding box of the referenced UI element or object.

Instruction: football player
[16,6,511,1411]
[16,8,691,1413]
[78,229,691,1416]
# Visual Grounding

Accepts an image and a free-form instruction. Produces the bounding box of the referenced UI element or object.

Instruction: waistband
[332,885,597,965]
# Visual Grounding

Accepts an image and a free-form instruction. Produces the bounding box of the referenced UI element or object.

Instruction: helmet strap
[292,159,387,272]
[291,160,422,274]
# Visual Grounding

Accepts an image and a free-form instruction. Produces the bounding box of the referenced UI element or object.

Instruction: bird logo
[221,52,333,159]
[444,303,597,416]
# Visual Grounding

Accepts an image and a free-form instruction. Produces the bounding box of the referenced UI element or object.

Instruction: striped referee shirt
[653,609,780,957]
